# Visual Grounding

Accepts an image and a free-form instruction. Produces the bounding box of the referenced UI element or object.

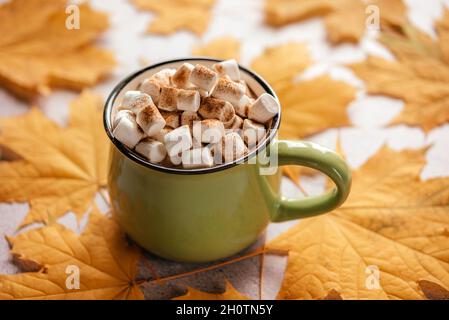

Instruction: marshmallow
[223,132,247,163]
[192,135,203,148]
[121,91,141,108]
[198,97,235,124]
[136,104,166,136]
[153,127,172,143]
[113,116,144,149]
[139,69,175,104]
[158,87,179,111]
[177,89,200,112]
[213,59,240,81]
[196,88,209,97]
[172,63,194,88]
[211,77,245,105]
[115,105,128,112]
[127,92,154,113]
[113,109,134,130]
[152,68,175,86]
[189,64,218,92]
[164,125,193,157]
[181,111,202,129]
[208,141,223,165]
[225,114,243,130]
[243,119,266,148]
[169,153,182,166]
[248,93,279,123]
[135,138,167,163]
[187,87,208,97]
[236,80,255,98]
[140,78,161,103]
[114,63,275,170]
[234,95,253,118]
[182,147,214,169]
[222,114,236,128]
[192,121,201,145]
[189,120,203,148]
[160,111,180,129]
[220,74,232,81]
[195,119,225,144]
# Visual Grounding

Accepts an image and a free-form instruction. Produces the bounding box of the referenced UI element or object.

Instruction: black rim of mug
[103,57,282,175]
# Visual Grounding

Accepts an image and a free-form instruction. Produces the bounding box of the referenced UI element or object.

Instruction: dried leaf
[251,43,311,86]
[324,0,367,44]
[265,0,406,44]
[192,37,241,61]
[252,44,355,182]
[252,43,310,183]
[265,0,333,27]
[0,91,108,226]
[380,24,441,60]
[282,167,302,187]
[251,44,355,139]
[0,208,143,300]
[0,0,115,99]
[418,280,449,300]
[351,13,449,131]
[132,0,215,35]
[322,289,343,300]
[276,76,355,139]
[437,10,449,63]
[268,147,449,300]
[173,281,249,300]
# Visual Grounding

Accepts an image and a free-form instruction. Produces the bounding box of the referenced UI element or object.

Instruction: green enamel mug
[103,58,351,263]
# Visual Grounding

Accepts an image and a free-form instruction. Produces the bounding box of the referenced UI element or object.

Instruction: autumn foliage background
[0,0,449,300]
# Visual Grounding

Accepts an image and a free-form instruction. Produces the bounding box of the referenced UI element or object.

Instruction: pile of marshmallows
[112,59,280,169]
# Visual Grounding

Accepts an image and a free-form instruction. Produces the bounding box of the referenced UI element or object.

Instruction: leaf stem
[136,247,279,286]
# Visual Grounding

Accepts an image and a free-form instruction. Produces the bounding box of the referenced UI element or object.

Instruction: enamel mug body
[104,58,352,263]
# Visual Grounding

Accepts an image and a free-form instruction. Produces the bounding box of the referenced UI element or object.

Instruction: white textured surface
[1,0,449,299]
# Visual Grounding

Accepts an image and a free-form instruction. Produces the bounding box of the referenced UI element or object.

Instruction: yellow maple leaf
[265,0,406,44]
[351,12,449,132]
[0,0,115,99]
[251,43,355,139]
[268,147,449,300]
[252,43,309,183]
[275,77,355,139]
[132,0,215,35]
[437,10,449,63]
[173,281,249,300]
[0,208,143,300]
[192,37,241,61]
[251,43,355,182]
[251,43,311,87]
[0,91,108,226]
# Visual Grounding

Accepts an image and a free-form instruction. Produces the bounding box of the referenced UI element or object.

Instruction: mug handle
[269,140,352,222]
